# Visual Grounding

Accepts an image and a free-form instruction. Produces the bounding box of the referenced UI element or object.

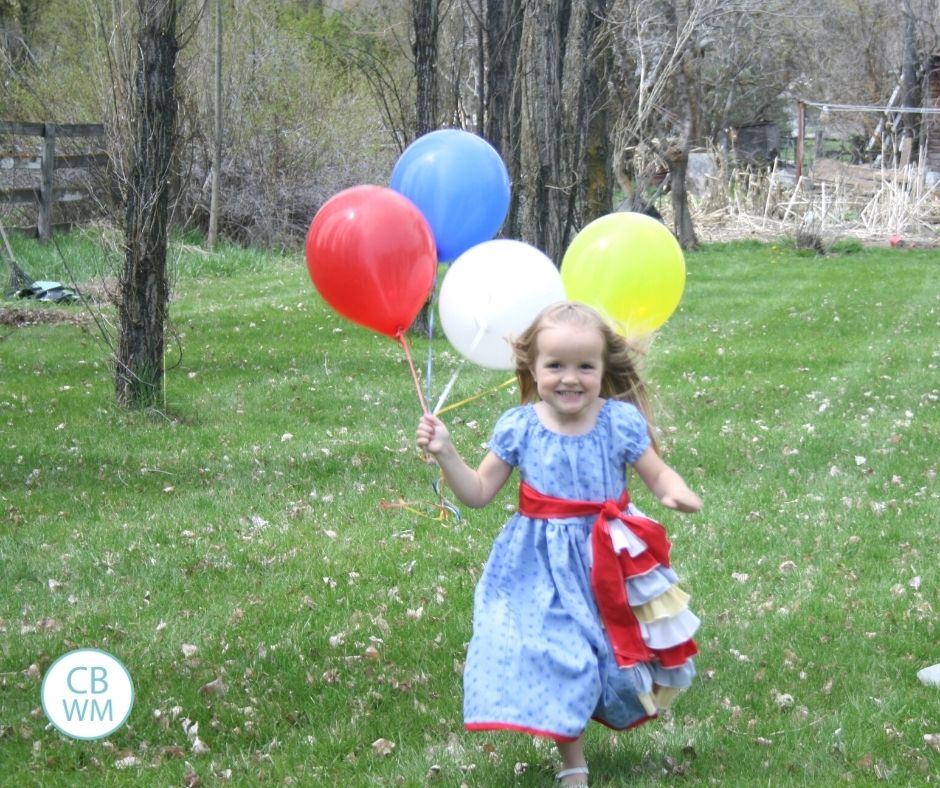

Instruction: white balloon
[438,239,566,369]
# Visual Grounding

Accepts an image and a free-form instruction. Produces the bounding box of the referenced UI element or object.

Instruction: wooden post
[38,123,57,241]
[1,122,105,236]
[795,101,805,182]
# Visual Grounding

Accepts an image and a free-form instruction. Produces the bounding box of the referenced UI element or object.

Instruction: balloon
[561,212,685,337]
[391,129,510,262]
[438,239,566,369]
[305,186,437,338]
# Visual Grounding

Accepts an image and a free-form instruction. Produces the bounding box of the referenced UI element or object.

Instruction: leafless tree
[8,0,936,260]
[488,0,611,262]
[116,0,178,407]
[207,0,221,249]
[413,0,443,136]
[800,0,939,152]
[608,0,720,248]
[608,0,809,248]
[481,0,524,231]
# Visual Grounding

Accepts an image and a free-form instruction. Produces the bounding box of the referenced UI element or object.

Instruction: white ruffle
[608,518,648,557]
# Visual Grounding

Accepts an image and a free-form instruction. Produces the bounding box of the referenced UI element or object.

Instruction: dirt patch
[0,302,91,328]
[0,276,117,330]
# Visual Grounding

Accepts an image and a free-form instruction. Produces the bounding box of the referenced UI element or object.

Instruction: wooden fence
[0,121,107,241]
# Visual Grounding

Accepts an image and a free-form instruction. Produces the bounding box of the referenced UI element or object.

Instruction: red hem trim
[464,722,579,743]
[465,713,657,740]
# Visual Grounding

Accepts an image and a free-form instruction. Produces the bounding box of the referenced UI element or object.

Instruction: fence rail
[0,121,106,240]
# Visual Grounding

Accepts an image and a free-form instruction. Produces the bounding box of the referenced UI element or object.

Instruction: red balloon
[305,186,437,337]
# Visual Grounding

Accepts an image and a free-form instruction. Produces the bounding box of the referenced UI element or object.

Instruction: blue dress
[463,400,699,741]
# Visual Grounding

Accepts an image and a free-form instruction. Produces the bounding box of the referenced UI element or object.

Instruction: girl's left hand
[633,447,702,513]
[660,489,702,513]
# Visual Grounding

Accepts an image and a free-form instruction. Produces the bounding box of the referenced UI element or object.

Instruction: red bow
[518,482,696,668]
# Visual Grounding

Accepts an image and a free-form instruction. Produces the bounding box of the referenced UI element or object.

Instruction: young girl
[416,302,701,786]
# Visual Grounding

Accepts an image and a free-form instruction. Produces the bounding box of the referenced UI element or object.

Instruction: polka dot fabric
[462,400,698,740]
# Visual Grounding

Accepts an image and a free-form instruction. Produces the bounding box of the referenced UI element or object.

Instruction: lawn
[1,234,938,786]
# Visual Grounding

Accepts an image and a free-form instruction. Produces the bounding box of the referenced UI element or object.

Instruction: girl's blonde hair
[511,302,659,452]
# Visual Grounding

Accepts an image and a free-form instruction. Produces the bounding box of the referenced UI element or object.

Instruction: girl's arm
[416,414,513,508]
[633,446,702,513]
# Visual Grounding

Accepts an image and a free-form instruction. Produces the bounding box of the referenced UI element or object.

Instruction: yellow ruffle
[630,585,691,623]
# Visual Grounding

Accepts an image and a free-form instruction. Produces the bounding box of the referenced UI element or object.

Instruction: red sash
[518,481,696,668]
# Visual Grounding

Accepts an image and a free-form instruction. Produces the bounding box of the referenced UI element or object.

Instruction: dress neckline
[530,398,611,437]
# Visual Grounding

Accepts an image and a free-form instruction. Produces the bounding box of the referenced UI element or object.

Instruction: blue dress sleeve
[487,405,529,467]
[609,400,652,464]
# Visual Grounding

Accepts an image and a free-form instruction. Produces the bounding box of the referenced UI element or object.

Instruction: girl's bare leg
[556,735,589,785]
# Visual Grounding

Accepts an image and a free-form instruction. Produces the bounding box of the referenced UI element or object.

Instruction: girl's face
[530,323,605,427]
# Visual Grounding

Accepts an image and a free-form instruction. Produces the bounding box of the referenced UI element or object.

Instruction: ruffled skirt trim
[608,518,699,676]
[632,585,690,623]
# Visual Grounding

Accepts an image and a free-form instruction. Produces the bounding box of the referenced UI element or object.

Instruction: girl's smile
[531,324,605,432]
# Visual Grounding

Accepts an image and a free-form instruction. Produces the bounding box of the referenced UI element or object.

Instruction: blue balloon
[390,129,511,262]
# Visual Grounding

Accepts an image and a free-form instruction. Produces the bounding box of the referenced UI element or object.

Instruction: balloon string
[432,326,487,413]
[397,330,430,415]
[425,298,436,408]
[436,377,516,416]
[433,368,461,414]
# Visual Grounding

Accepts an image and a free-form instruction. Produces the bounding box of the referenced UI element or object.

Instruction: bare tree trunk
[662,0,699,250]
[667,140,697,249]
[517,0,565,259]
[116,0,178,408]
[900,6,920,150]
[207,0,222,249]
[410,0,441,335]
[669,71,698,248]
[565,0,611,228]
[473,0,485,135]
[511,0,610,262]
[484,0,524,232]
[583,110,611,220]
[413,0,440,136]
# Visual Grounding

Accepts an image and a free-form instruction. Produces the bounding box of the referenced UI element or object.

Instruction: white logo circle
[41,649,134,740]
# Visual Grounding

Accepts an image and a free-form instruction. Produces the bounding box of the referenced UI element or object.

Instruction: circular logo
[41,649,134,740]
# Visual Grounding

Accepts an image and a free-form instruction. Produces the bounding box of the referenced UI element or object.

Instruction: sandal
[556,766,589,786]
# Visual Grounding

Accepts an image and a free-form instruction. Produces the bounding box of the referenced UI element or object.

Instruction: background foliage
[2,0,938,249]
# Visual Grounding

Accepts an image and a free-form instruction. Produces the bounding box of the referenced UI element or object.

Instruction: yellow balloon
[561,212,685,337]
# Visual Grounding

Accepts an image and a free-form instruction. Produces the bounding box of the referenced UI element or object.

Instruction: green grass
[1,235,938,785]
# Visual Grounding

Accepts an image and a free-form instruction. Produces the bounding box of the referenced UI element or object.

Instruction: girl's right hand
[416,416,513,508]
[416,414,452,456]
